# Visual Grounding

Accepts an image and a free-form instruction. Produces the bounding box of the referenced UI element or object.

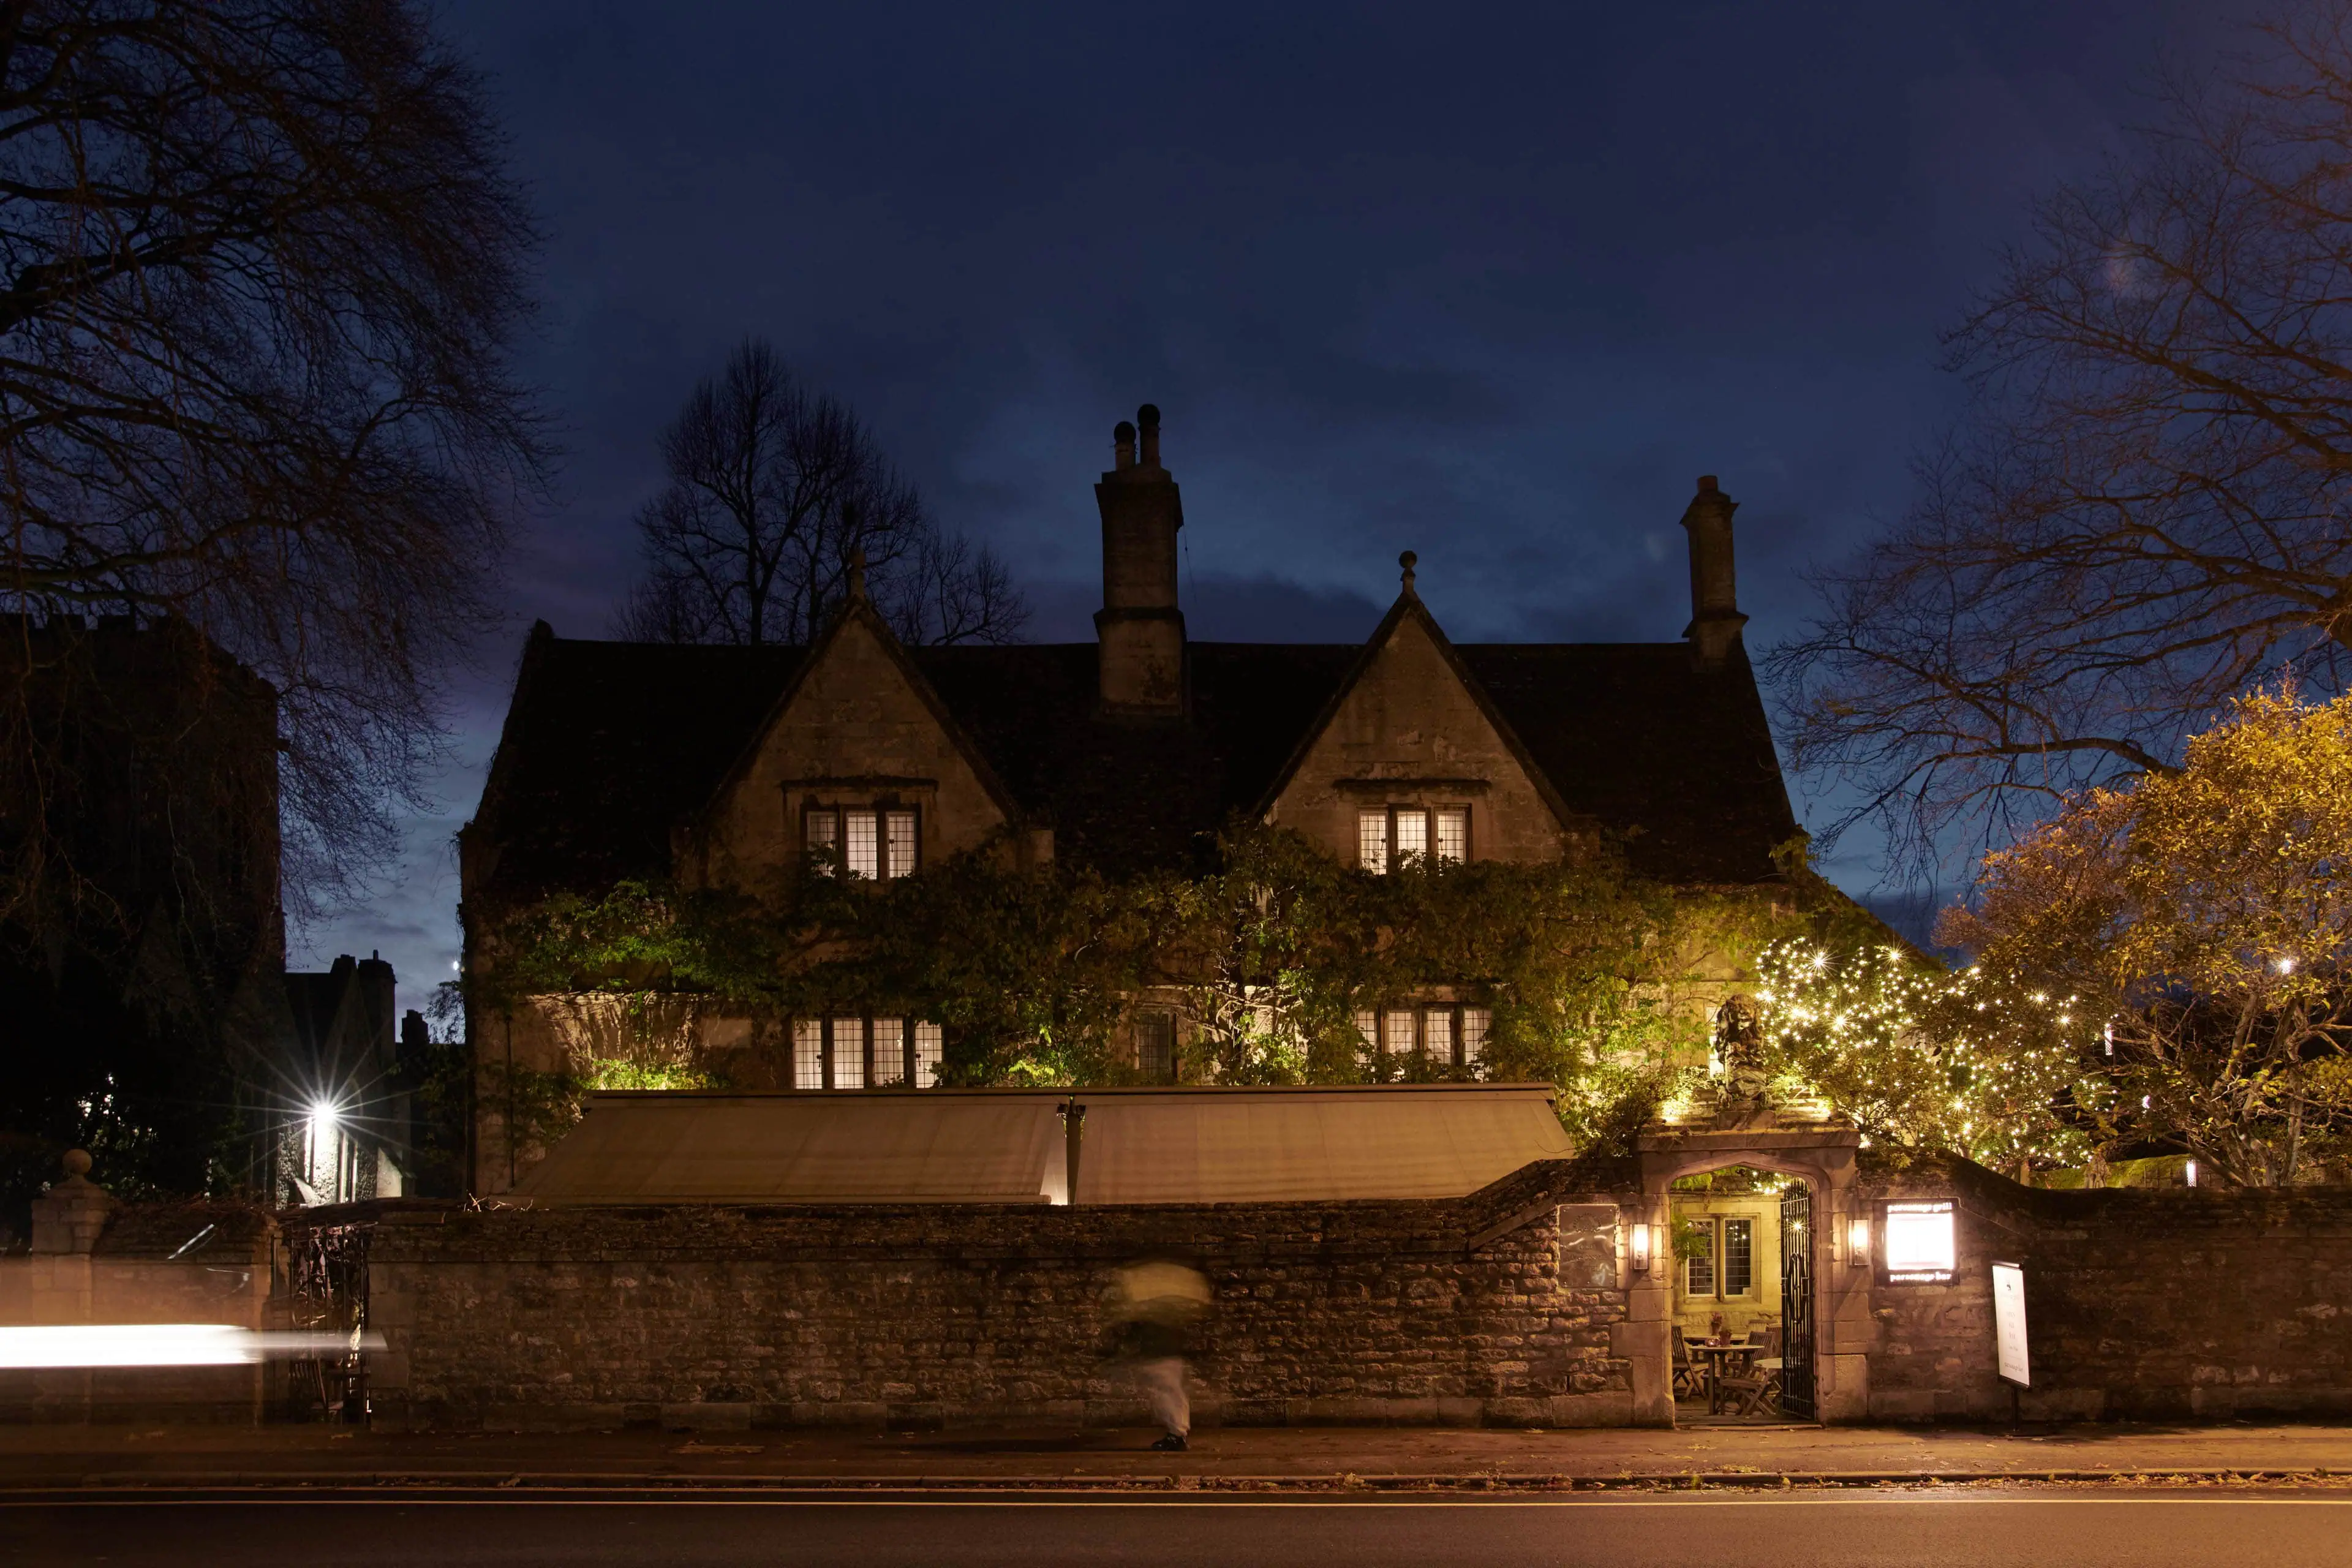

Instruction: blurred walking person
[1109,1260,1210,1452]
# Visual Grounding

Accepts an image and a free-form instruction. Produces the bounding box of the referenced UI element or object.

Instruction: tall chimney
[1095,402,1186,714]
[1679,474,1747,669]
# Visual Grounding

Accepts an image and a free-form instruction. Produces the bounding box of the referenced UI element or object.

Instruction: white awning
[510,1085,1572,1207]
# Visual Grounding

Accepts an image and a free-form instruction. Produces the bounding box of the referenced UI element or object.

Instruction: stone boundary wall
[356,1160,1641,1432]
[1863,1157,2352,1422]
[0,1202,276,1423]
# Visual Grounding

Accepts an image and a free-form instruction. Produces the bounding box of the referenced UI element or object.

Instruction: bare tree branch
[614,337,1027,649]
[0,0,546,930]
[1769,4,2352,874]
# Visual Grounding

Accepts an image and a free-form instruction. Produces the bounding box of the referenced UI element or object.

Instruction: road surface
[6,1487,2348,1566]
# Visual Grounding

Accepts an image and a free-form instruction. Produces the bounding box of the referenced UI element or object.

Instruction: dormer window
[805,805,919,879]
[1357,805,1469,873]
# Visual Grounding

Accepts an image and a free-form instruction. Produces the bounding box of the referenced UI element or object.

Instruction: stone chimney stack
[1679,474,1747,669]
[1094,402,1186,714]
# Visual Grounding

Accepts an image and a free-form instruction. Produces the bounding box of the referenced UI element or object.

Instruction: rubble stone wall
[1861,1158,2352,1422]
[360,1161,1639,1431]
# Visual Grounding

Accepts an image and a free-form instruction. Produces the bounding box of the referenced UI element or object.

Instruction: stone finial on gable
[846,545,870,605]
[1398,550,1419,600]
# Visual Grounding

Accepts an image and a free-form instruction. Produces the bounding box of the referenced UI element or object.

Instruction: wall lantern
[1629,1221,1653,1273]
[1847,1216,1871,1268]
[2185,1160,2198,1188]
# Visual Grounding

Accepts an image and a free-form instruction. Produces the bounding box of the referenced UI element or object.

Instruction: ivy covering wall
[465,824,1830,1155]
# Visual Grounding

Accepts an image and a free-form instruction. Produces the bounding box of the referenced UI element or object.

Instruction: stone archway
[1620,1113,1872,1426]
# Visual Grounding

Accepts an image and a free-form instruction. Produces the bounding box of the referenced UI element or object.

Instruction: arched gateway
[1623,1104,1871,1426]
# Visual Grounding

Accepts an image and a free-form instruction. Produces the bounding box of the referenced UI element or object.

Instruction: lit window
[1434,807,1467,862]
[791,1016,944,1089]
[793,1019,823,1088]
[844,814,879,880]
[1684,1218,1715,1297]
[1356,1003,1490,1070]
[805,805,921,880]
[1394,809,1428,866]
[1424,1008,1453,1063]
[1883,1200,1956,1283]
[1722,1217,1754,1296]
[1357,806,1470,872]
[1384,1009,1417,1057]
[830,1016,867,1088]
[1461,1006,1490,1067]
[870,1017,905,1086]
[805,809,839,875]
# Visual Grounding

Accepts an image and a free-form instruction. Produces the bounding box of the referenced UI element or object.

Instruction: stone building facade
[458,405,1817,1194]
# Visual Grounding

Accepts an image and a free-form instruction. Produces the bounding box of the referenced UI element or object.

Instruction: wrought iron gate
[1778,1184,1817,1421]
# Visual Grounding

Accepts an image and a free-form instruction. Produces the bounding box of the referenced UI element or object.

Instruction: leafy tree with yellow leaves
[1940,690,2352,1186]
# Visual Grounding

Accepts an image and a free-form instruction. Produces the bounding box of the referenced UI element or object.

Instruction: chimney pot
[1697,474,1718,492]
[1094,402,1185,714]
[1137,404,1162,469]
[1114,420,1137,470]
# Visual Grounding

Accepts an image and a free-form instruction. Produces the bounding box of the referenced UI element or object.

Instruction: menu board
[1991,1261,2030,1388]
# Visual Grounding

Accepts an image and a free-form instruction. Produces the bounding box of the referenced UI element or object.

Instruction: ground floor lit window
[1352,1003,1490,1069]
[791,1017,944,1089]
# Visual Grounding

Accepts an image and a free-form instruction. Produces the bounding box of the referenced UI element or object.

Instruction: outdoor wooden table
[1687,1341,1760,1414]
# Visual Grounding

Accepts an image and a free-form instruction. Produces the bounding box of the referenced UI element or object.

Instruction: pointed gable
[684,600,1019,895]
[1258,573,1579,866]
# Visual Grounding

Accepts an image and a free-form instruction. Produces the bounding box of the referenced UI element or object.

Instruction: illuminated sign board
[1881,1200,1956,1284]
[1991,1261,2029,1387]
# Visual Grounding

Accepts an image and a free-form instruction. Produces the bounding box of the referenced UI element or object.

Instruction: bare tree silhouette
[615,339,1027,648]
[0,0,545,927]
[1770,5,2352,871]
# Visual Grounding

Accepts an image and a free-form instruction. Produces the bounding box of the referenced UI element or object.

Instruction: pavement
[2,1419,2351,1491]
[10,1487,2352,1568]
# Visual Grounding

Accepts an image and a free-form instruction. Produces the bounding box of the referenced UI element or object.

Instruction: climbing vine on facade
[466,823,1801,1148]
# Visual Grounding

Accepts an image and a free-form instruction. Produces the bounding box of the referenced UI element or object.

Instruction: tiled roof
[464,626,1798,905]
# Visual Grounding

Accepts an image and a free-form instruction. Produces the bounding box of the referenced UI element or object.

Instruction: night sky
[302,0,2245,1017]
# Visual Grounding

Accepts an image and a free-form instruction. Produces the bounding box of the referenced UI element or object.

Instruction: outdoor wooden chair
[1671,1332,1702,1400]
[1715,1353,1774,1418]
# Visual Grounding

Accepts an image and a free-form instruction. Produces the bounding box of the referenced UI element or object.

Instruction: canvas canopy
[510,1085,1573,1207]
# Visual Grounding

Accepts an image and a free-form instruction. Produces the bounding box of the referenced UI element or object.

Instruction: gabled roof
[1251,586,1583,834]
[463,628,1799,907]
[690,593,1026,839]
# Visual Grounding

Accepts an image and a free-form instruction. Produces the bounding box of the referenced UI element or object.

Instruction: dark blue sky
[304,0,2245,1012]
